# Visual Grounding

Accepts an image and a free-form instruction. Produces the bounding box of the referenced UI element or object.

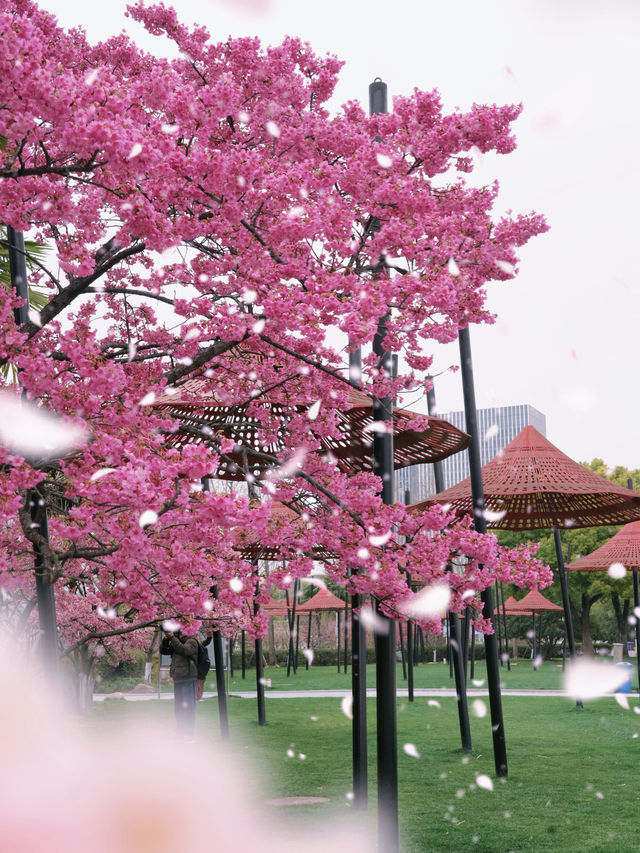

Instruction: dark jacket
[160,634,198,683]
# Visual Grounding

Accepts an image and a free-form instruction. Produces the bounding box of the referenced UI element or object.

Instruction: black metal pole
[553,527,582,706]
[7,226,60,678]
[500,581,511,671]
[254,580,266,726]
[337,610,342,674]
[373,306,398,851]
[458,325,508,776]
[228,637,234,678]
[627,479,640,696]
[399,622,407,680]
[295,614,300,675]
[349,344,368,809]
[209,585,229,740]
[450,611,472,751]
[403,490,415,703]
[344,592,349,673]
[241,630,246,679]
[470,621,476,680]
[306,612,312,670]
[427,382,472,749]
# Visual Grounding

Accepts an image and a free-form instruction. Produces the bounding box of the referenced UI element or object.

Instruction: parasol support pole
[553,527,582,708]
[404,490,415,702]
[628,479,640,695]
[209,584,229,740]
[428,382,471,746]
[459,325,508,776]
[349,341,368,809]
[450,611,472,751]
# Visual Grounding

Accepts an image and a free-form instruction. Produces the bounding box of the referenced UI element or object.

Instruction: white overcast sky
[38,0,640,469]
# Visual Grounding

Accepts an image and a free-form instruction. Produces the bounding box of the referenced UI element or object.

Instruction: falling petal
[162,619,181,632]
[483,509,507,523]
[266,447,308,481]
[533,655,543,670]
[369,531,392,547]
[84,68,99,86]
[484,423,499,441]
[307,400,321,421]
[471,679,485,687]
[358,605,389,635]
[90,468,116,482]
[447,257,460,277]
[0,393,87,461]
[127,142,143,159]
[252,318,265,334]
[161,123,179,134]
[229,578,243,593]
[472,699,487,719]
[341,695,353,720]
[476,775,494,792]
[376,152,392,168]
[397,583,451,620]
[614,693,631,710]
[286,749,295,758]
[138,391,156,406]
[266,121,280,138]
[403,743,420,758]
[298,753,306,760]
[495,260,515,275]
[138,509,158,528]
[303,649,314,665]
[608,562,627,580]
[428,699,441,709]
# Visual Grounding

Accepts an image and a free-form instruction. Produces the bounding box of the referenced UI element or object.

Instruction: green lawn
[223,658,572,692]
[91,691,640,852]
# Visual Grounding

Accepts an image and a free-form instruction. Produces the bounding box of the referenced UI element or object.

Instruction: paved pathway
[94,687,569,702]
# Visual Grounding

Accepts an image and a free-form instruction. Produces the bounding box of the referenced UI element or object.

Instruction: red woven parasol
[503,595,532,616]
[508,589,563,614]
[153,377,469,480]
[412,426,640,530]
[296,586,348,613]
[566,521,640,572]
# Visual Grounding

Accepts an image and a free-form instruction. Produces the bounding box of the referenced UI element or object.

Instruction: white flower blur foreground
[0,392,87,461]
[564,659,632,701]
[0,645,371,853]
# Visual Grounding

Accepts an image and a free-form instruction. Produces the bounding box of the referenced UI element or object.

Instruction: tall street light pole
[369,77,399,853]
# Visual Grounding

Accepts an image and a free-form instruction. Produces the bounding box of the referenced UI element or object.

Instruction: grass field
[92,687,640,852]
[223,658,572,692]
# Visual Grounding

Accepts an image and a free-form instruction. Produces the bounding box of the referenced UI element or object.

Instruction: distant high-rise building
[395,403,546,502]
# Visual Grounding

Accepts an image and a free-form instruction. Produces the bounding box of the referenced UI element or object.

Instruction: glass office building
[395,403,546,501]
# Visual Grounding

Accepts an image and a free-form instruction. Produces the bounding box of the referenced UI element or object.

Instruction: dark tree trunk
[580,592,603,657]
[267,617,277,666]
[611,592,631,647]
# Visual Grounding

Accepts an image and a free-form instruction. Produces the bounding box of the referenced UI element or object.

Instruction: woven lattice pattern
[154,380,470,480]
[567,521,640,572]
[507,589,563,613]
[502,595,530,616]
[296,586,348,613]
[413,426,640,530]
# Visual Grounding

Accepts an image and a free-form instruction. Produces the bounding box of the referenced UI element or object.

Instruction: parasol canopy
[296,586,348,613]
[411,426,640,531]
[502,594,532,616]
[507,589,563,614]
[153,377,470,480]
[566,521,640,572]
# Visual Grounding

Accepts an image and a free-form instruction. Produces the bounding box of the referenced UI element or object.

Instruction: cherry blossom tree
[0,0,551,657]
